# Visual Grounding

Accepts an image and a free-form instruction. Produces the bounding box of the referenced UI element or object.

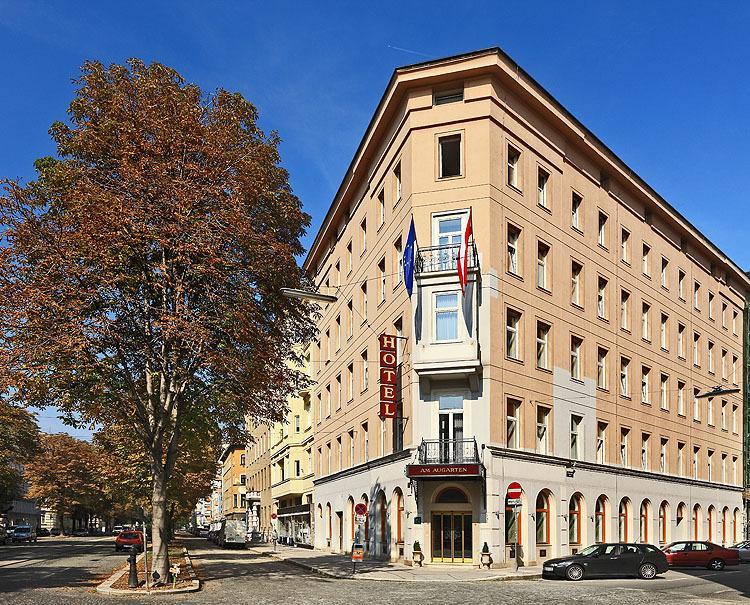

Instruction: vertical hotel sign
[379,334,398,419]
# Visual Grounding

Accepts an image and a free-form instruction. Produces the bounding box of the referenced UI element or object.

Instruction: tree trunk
[57,510,65,535]
[151,466,170,584]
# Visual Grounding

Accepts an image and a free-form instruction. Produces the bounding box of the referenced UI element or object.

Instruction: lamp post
[280,288,338,304]
[695,386,740,399]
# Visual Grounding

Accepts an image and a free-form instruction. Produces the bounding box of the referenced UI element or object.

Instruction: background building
[219,445,247,520]
[305,47,748,567]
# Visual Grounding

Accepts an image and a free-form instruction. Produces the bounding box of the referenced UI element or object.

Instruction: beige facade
[246,423,273,538]
[219,445,248,518]
[305,48,749,566]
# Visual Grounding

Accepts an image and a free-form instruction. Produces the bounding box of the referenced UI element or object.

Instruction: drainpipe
[744,297,750,539]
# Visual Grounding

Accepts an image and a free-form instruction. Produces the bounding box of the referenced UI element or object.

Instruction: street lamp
[695,386,740,399]
[280,288,338,304]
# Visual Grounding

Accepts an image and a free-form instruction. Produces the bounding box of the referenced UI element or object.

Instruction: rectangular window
[571,261,583,306]
[620,290,630,330]
[346,240,353,273]
[347,363,354,401]
[536,406,550,454]
[537,167,550,209]
[597,347,608,390]
[678,269,685,300]
[642,243,651,276]
[621,228,630,263]
[732,355,738,384]
[597,276,608,319]
[435,292,459,341]
[360,218,367,254]
[677,380,685,416]
[598,211,608,247]
[641,433,650,470]
[694,281,701,309]
[347,300,353,339]
[507,224,521,276]
[438,134,461,178]
[596,422,607,464]
[693,388,700,421]
[506,309,522,360]
[721,400,727,431]
[721,349,727,380]
[349,431,355,466]
[434,88,463,105]
[295,460,301,477]
[660,313,669,350]
[693,332,700,366]
[295,414,300,433]
[336,374,342,410]
[536,321,550,370]
[362,422,369,462]
[378,258,386,304]
[707,450,713,482]
[708,291,714,319]
[677,323,685,358]
[641,366,651,404]
[620,357,630,397]
[506,399,521,449]
[641,302,650,341]
[722,302,728,328]
[707,397,714,426]
[378,189,385,227]
[661,257,669,288]
[507,145,521,188]
[335,315,341,351]
[537,241,550,290]
[380,418,386,457]
[570,415,582,460]
[660,373,669,410]
[660,438,668,473]
[325,384,331,417]
[361,349,368,391]
[360,282,368,322]
[677,442,684,476]
[620,428,630,466]
[571,192,582,230]
[733,404,738,433]
[708,341,715,373]
[394,162,402,203]
[394,237,403,285]
[733,309,738,334]
[570,335,583,381]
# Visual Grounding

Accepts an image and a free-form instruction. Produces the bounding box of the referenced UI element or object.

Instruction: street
[1,536,749,604]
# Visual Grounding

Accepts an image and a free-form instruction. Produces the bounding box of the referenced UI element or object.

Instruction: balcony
[415,242,478,275]
[406,438,485,479]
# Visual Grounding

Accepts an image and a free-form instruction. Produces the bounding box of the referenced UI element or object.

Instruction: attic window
[434,88,464,105]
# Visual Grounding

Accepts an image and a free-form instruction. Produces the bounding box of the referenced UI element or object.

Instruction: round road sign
[506,482,522,500]
[271,513,278,520]
[354,503,367,516]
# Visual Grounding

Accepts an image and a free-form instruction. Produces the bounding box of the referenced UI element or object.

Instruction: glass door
[433,214,464,270]
[438,394,464,463]
[431,512,473,563]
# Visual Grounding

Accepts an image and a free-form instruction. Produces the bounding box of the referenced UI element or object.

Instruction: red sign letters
[379,333,398,419]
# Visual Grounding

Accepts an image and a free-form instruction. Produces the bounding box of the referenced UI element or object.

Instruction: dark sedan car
[543,543,669,581]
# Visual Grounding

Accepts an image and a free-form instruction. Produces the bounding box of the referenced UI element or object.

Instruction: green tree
[0,59,313,580]
[0,401,39,511]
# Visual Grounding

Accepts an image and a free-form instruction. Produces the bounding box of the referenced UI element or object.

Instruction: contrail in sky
[387,45,431,58]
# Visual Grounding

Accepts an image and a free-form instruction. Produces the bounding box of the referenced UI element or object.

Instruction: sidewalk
[253,545,541,582]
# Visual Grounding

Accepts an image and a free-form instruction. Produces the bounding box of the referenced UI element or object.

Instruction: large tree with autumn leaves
[0,59,314,580]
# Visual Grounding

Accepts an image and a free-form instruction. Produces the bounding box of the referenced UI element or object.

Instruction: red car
[114,530,144,552]
[663,541,739,570]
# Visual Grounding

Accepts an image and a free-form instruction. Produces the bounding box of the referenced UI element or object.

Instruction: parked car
[663,541,739,570]
[218,519,247,548]
[542,543,669,581]
[11,525,38,543]
[112,525,124,536]
[731,541,750,562]
[197,526,210,538]
[0,525,8,545]
[71,528,89,537]
[114,530,144,552]
[37,527,50,537]
[49,527,61,536]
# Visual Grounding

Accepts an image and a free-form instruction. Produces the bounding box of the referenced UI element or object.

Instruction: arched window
[707,506,715,542]
[348,497,355,541]
[595,496,607,543]
[505,494,521,545]
[659,501,669,544]
[639,500,650,543]
[394,489,404,545]
[435,487,469,504]
[326,503,332,541]
[722,507,729,545]
[692,504,701,540]
[734,508,741,543]
[378,492,387,542]
[536,491,551,545]
[618,498,630,542]
[569,493,582,545]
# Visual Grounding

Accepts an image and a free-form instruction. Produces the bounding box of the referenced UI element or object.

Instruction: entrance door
[431,512,472,563]
[337,512,343,552]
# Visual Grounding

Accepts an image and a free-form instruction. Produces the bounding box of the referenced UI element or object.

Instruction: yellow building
[219,444,248,519]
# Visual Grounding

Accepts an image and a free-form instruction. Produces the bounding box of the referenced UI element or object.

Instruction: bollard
[127,546,139,589]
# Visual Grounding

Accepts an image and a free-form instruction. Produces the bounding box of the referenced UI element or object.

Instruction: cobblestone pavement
[2,535,749,604]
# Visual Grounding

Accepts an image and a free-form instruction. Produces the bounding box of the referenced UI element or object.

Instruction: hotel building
[304,48,749,567]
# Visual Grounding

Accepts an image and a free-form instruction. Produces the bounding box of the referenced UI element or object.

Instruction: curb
[262,550,542,583]
[96,547,201,595]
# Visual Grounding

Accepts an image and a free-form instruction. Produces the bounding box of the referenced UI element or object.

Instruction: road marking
[0,558,44,568]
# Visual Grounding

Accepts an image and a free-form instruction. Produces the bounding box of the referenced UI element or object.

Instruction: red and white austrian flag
[457,207,473,294]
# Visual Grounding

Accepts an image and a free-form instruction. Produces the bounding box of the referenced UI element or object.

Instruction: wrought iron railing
[277,503,311,516]
[417,438,480,464]
[415,242,478,275]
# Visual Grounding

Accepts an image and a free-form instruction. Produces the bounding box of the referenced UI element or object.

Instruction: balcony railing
[417,438,480,465]
[415,242,478,275]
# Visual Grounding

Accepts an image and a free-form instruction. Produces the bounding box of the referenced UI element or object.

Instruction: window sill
[570,377,584,385]
[620,327,631,334]
[536,285,552,295]
[571,225,583,236]
[538,203,552,214]
[660,407,670,413]
[597,243,609,252]
[621,259,631,268]
[536,366,552,375]
[508,183,523,195]
[571,302,584,312]
[437,174,464,182]
[642,337,651,344]
[677,413,686,418]
[620,395,632,401]
[660,346,669,353]
[597,315,609,323]
[661,285,669,292]
[596,387,610,394]
[641,401,652,407]
[505,355,524,365]
[643,273,652,280]
[507,271,524,282]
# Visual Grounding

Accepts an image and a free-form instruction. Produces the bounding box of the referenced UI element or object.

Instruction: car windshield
[14,527,31,532]
[577,545,601,556]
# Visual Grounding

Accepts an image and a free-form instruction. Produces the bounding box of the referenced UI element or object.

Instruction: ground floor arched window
[618,498,630,542]
[658,501,669,544]
[707,506,715,542]
[639,500,650,543]
[595,496,607,543]
[536,490,551,545]
[568,493,582,546]
[692,504,701,540]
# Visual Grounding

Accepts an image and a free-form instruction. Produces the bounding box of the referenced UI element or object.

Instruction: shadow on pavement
[674,566,749,599]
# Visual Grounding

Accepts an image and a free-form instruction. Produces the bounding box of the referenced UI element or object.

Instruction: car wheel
[708,558,725,571]
[638,563,657,579]
[566,564,585,581]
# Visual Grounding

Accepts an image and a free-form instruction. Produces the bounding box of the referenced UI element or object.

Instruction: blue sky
[2,1,748,437]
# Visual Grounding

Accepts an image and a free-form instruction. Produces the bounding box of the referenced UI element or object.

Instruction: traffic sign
[354,503,367,516]
[351,544,364,562]
[506,482,522,500]
[506,498,522,507]
[355,514,366,524]
[271,513,278,520]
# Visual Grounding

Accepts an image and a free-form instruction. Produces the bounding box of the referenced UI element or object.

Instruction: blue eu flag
[404,217,417,297]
